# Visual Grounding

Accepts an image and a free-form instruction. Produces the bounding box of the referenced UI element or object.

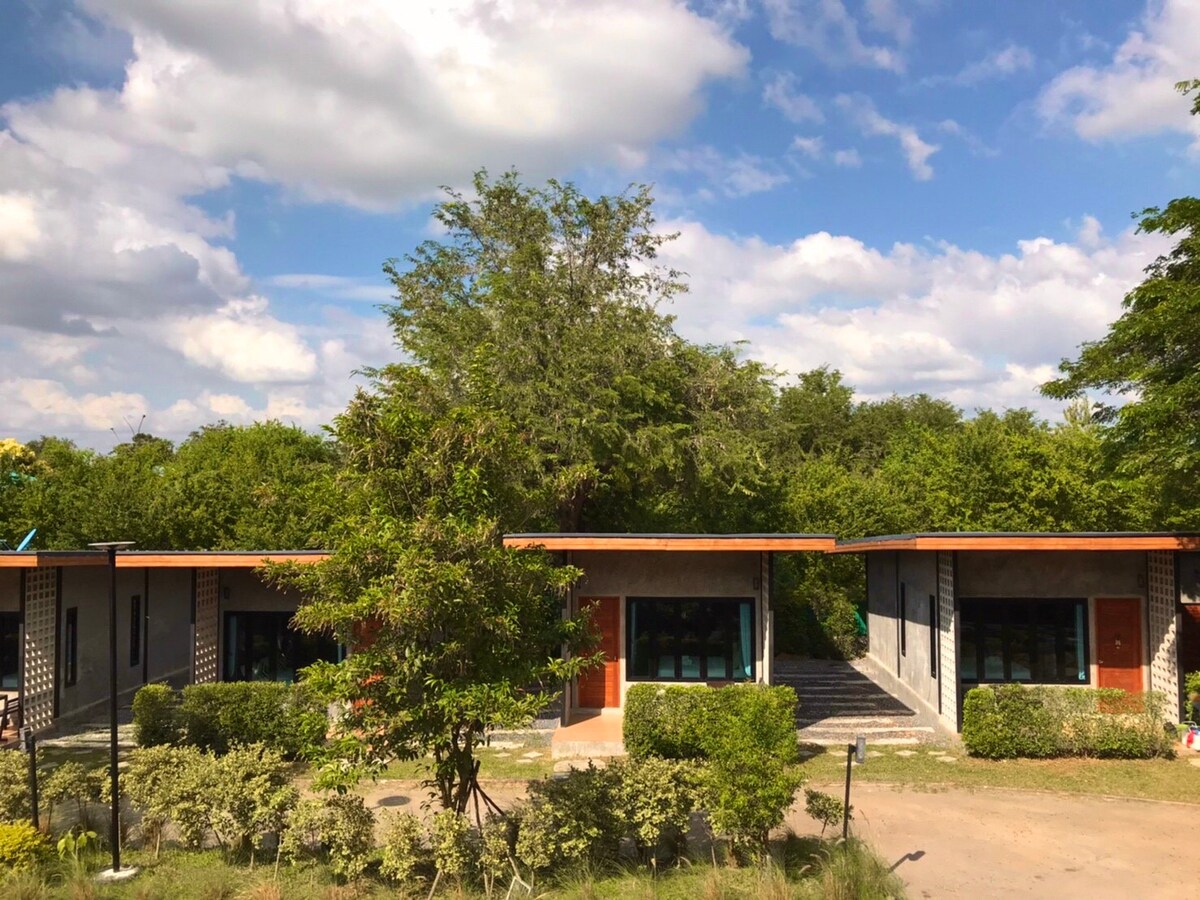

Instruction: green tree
[1042,80,1200,525]
[383,169,780,533]
[273,367,594,813]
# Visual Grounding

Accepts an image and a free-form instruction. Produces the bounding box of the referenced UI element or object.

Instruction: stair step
[800,735,924,746]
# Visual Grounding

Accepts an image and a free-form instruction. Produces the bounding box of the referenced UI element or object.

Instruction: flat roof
[0,550,329,569]
[829,532,1200,553]
[502,533,837,552]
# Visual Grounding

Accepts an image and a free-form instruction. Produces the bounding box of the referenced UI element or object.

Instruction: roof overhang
[503,533,837,552]
[829,533,1200,554]
[0,551,329,569]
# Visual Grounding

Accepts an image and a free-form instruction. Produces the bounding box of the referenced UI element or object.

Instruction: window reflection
[627,598,755,683]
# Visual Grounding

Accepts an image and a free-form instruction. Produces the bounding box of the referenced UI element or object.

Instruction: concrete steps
[775,658,938,747]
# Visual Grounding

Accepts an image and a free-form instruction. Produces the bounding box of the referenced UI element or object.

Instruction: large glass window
[958,598,1088,685]
[0,612,18,690]
[223,611,340,683]
[627,597,754,683]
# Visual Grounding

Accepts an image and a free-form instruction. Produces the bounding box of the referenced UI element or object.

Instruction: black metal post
[25,731,38,831]
[107,545,120,873]
[842,742,853,841]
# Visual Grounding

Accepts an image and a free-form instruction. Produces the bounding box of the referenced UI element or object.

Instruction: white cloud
[925,44,1034,87]
[661,146,790,198]
[658,217,1166,414]
[762,72,823,124]
[0,0,746,446]
[1038,0,1200,148]
[837,95,940,180]
[832,148,863,167]
[56,0,747,210]
[763,0,906,72]
[864,0,912,44]
[791,136,824,159]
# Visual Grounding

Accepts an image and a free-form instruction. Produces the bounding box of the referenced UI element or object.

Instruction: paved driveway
[799,782,1191,899]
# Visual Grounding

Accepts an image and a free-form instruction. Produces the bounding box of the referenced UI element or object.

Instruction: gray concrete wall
[147,568,193,684]
[219,568,304,613]
[572,550,760,598]
[58,566,149,718]
[897,552,939,711]
[956,551,1144,598]
[0,569,20,612]
[866,551,898,669]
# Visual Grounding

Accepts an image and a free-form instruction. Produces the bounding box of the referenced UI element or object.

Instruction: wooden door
[1095,598,1143,693]
[577,597,620,709]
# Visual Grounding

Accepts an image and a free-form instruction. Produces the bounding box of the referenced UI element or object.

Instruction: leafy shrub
[962,685,1174,760]
[1186,670,1200,720]
[178,682,327,759]
[280,794,375,881]
[124,745,214,850]
[623,684,715,760]
[804,789,849,836]
[0,751,31,824]
[379,811,428,885]
[0,823,51,872]
[479,814,515,895]
[131,683,181,747]
[208,744,298,860]
[41,763,102,832]
[515,763,621,873]
[431,810,478,884]
[610,756,698,861]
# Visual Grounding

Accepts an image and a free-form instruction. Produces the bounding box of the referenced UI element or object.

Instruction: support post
[107,545,119,872]
[842,743,853,841]
[25,730,38,831]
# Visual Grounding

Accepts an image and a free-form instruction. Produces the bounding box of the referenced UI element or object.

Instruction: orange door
[1095,598,1143,693]
[577,597,620,709]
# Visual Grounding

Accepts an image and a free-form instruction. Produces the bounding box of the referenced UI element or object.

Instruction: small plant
[803,789,849,836]
[379,810,428,885]
[0,751,31,825]
[611,756,698,862]
[0,822,52,872]
[279,794,375,882]
[42,763,102,833]
[431,809,478,887]
[55,828,98,862]
[515,763,621,874]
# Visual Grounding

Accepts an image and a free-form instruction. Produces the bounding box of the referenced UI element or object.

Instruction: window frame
[899,582,907,657]
[929,593,938,680]
[0,611,18,690]
[64,607,78,687]
[958,597,1090,686]
[624,596,756,684]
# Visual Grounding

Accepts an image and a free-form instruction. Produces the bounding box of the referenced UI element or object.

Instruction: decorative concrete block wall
[937,551,957,728]
[23,567,57,732]
[1147,550,1178,718]
[193,568,219,683]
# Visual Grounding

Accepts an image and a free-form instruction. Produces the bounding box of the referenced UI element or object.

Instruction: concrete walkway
[800,782,1191,899]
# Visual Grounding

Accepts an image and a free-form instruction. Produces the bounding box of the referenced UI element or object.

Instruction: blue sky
[1,0,1197,447]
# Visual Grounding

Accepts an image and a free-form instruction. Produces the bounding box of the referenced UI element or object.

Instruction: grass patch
[379,744,558,781]
[0,838,905,899]
[799,742,1200,803]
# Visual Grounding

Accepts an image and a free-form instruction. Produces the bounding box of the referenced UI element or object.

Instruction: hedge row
[961,684,1175,760]
[132,681,327,759]
[623,683,799,762]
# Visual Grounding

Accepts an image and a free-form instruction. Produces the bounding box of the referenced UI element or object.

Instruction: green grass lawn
[379,744,559,782]
[798,742,1200,803]
[3,839,903,899]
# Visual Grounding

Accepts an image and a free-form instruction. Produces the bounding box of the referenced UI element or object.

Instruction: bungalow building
[831,533,1200,733]
[501,534,835,729]
[0,550,331,738]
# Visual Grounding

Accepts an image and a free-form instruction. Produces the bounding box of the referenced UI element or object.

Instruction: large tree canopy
[1042,82,1200,525]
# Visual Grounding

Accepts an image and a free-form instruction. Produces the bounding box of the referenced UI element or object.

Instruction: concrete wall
[147,568,193,685]
[866,551,939,712]
[568,550,767,712]
[219,568,304,613]
[58,567,141,718]
[956,551,1144,598]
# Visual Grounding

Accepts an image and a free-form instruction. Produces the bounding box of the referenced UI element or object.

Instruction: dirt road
[801,782,1191,899]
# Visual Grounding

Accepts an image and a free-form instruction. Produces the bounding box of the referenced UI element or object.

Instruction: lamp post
[88,541,136,881]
